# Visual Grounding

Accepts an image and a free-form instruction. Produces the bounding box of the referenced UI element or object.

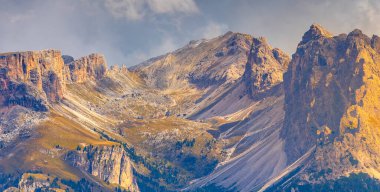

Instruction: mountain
[130,31,252,90]
[130,32,255,120]
[272,24,380,191]
[0,29,291,191]
[0,50,139,191]
[0,50,65,110]
[1,24,380,192]
[0,50,107,111]
[181,36,289,191]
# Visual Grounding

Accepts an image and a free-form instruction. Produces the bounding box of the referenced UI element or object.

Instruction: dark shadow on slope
[208,121,240,138]
[267,173,380,192]
[188,81,283,121]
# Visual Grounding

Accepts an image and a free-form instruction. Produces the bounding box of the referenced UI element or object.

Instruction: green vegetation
[93,127,187,189]
[272,173,380,192]
[115,186,130,192]
[61,178,99,192]
[50,177,59,188]
[0,171,33,191]
[175,138,196,150]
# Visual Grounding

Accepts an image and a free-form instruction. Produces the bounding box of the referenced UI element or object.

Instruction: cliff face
[0,50,65,104]
[17,173,50,192]
[282,24,380,180]
[243,37,290,97]
[0,50,108,111]
[65,145,137,191]
[110,64,129,74]
[64,53,107,83]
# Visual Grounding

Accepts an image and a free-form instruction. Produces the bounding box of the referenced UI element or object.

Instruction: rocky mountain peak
[371,35,380,52]
[348,28,364,37]
[282,25,380,182]
[110,64,129,74]
[252,36,268,46]
[64,53,107,83]
[131,31,253,89]
[301,24,333,44]
[62,55,74,64]
[243,36,290,97]
[346,28,372,47]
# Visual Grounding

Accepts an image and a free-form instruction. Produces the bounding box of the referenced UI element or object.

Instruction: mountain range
[1,24,380,192]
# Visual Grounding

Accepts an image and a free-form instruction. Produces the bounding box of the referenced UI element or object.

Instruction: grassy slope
[0,108,118,191]
[0,70,229,190]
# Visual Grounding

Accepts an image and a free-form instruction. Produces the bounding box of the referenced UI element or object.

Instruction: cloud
[5,0,380,68]
[104,0,145,20]
[199,22,229,39]
[147,0,199,14]
[104,0,199,20]
[150,36,177,56]
[125,36,178,65]
[9,10,34,23]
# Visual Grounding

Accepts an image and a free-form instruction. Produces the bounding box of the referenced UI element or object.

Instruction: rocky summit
[1,25,380,192]
[277,24,380,191]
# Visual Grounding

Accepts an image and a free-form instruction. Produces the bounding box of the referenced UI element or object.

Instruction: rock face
[64,53,107,83]
[282,24,380,180]
[62,55,74,64]
[243,37,290,97]
[0,50,108,111]
[0,50,65,107]
[189,36,289,119]
[110,64,130,74]
[131,32,252,89]
[65,145,137,191]
[0,106,46,147]
[18,173,50,192]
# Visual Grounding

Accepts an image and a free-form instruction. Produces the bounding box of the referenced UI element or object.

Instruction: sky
[1,0,380,67]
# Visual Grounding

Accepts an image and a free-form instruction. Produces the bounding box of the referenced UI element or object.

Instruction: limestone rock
[110,64,130,74]
[18,173,50,192]
[0,50,110,111]
[300,24,333,45]
[243,37,290,97]
[131,32,253,89]
[282,24,380,181]
[65,53,107,83]
[0,50,65,107]
[61,55,74,64]
[65,145,137,191]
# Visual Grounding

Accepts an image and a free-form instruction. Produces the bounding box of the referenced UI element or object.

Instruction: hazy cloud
[2,0,380,67]
[147,0,199,14]
[124,36,178,65]
[199,22,229,39]
[9,10,34,23]
[104,0,199,20]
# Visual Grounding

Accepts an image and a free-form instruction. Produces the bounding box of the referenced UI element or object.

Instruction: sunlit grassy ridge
[0,110,117,181]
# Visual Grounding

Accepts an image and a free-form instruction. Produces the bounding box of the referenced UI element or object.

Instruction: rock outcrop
[17,173,50,192]
[0,50,65,106]
[64,53,107,83]
[242,37,290,97]
[282,24,380,181]
[131,32,252,89]
[61,55,74,64]
[0,50,108,111]
[65,145,137,191]
[110,64,130,75]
